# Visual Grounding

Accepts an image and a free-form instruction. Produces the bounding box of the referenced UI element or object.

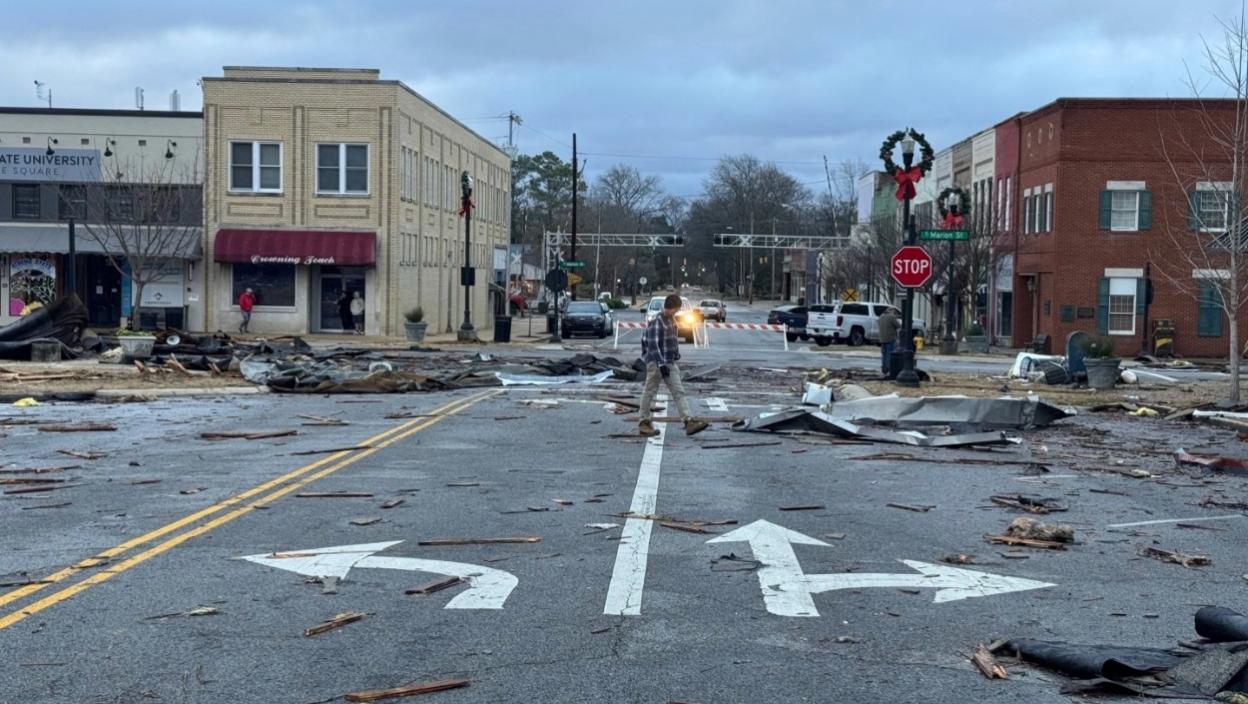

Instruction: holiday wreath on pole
[879,128,935,201]
[937,186,971,229]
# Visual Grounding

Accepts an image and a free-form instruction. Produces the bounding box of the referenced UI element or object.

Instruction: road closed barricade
[702,322,789,351]
[613,320,710,349]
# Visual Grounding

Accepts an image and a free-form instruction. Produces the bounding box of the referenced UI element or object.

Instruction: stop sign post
[891,245,933,289]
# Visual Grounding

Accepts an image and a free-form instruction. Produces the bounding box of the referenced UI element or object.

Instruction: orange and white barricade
[613,320,709,349]
[701,322,789,351]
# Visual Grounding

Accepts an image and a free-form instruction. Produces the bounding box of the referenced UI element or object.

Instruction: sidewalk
[289,314,550,349]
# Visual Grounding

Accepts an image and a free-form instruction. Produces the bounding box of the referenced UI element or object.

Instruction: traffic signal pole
[570,133,578,301]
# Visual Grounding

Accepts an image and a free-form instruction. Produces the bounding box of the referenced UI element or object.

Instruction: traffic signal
[658,235,684,246]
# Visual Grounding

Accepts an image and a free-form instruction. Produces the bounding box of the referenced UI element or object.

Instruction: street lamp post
[891,133,921,388]
[457,171,476,342]
[940,190,963,356]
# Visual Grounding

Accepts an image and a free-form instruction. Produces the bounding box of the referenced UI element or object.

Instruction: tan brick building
[201,66,511,336]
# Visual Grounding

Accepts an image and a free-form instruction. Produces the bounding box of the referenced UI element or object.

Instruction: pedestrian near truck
[877,306,901,376]
[638,294,709,438]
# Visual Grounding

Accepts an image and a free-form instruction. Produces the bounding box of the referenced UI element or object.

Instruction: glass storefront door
[316,266,367,332]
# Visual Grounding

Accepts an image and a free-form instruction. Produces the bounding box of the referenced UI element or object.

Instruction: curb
[96,386,270,398]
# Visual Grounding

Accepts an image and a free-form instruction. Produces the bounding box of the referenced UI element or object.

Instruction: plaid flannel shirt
[641,314,681,366]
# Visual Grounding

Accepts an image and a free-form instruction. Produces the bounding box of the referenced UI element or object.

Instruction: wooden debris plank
[344,678,470,702]
[37,423,117,433]
[1140,546,1211,567]
[200,429,297,441]
[778,504,825,512]
[58,449,105,460]
[417,537,541,546]
[984,534,1067,550]
[0,465,78,474]
[658,521,712,534]
[380,499,405,509]
[404,576,462,595]
[289,446,372,456]
[970,645,1008,679]
[304,611,366,637]
[3,484,84,495]
[296,492,374,498]
[886,502,934,513]
[0,478,66,485]
[20,502,71,510]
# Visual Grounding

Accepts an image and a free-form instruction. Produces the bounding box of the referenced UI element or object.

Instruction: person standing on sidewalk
[877,305,901,376]
[350,291,365,335]
[638,293,709,438]
[238,288,255,334]
[337,291,354,333]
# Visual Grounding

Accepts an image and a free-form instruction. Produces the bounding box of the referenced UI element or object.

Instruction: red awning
[213,229,377,266]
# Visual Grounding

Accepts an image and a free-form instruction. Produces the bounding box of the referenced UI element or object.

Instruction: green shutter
[1136,277,1146,315]
[1198,281,1224,337]
[1097,277,1110,333]
[1098,191,1112,229]
[1189,191,1201,230]
[1138,190,1152,230]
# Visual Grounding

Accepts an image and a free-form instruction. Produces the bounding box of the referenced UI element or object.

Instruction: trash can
[537,301,549,314]
[547,313,559,336]
[493,315,512,343]
[1153,319,1175,357]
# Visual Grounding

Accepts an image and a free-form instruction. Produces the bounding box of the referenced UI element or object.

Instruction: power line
[581,150,822,166]
[519,122,572,150]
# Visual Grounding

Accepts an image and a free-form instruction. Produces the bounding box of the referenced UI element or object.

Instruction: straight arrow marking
[604,395,668,616]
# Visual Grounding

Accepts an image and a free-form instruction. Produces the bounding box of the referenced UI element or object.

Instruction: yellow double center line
[0,390,494,630]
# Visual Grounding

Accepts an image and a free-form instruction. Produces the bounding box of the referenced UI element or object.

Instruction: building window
[229,141,282,193]
[317,143,368,194]
[1043,186,1053,232]
[1196,189,1229,231]
[1198,280,1224,337]
[1108,277,1136,335]
[58,185,87,220]
[13,184,41,219]
[1111,191,1139,231]
[107,188,134,221]
[231,263,296,307]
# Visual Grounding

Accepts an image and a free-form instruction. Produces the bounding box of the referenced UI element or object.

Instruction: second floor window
[59,185,87,220]
[230,141,282,193]
[317,144,368,194]
[1111,191,1139,230]
[13,184,40,219]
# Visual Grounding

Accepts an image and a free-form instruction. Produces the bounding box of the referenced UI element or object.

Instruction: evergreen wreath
[937,187,971,217]
[879,128,935,176]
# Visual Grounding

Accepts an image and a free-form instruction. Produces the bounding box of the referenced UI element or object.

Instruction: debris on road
[3,483,83,495]
[497,370,613,386]
[144,605,220,620]
[989,495,1068,514]
[1139,546,1211,568]
[200,429,298,441]
[584,523,620,533]
[970,644,1008,679]
[710,553,762,572]
[0,294,87,361]
[417,537,541,546]
[734,408,1018,448]
[1005,517,1075,543]
[887,502,934,513]
[380,499,405,509]
[1174,449,1248,475]
[778,504,826,511]
[37,422,116,433]
[0,465,78,474]
[296,492,374,498]
[404,576,462,595]
[343,678,470,702]
[659,521,714,534]
[349,516,382,526]
[941,553,976,565]
[290,446,371,455]
[57,449,106,460]
[304,611,367,637]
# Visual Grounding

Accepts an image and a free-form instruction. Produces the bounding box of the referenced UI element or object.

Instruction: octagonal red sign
[891,245,933,288]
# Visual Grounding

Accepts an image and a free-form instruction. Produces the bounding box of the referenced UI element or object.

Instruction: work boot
[684,419,710,436]
[638,420,659,437]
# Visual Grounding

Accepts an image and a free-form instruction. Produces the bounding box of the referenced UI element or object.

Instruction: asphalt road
[2,361,1246,703]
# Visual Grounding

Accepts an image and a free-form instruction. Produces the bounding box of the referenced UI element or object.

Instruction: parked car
[767,304,810,342]
[697,299,726,322]
[644,295,700,342]
[561,301,612,339]
[806,301,926,347]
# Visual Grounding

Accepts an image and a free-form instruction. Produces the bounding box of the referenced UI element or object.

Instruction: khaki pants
[639,362,693,422]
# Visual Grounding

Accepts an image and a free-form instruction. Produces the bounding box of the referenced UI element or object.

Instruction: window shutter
[1138,190,1152,230]
[1135,277,1146,315]
[1188,191,1200,230]
[1099,191,1112,229]
[1097,278,1110,333]
[1198,281,1224,337]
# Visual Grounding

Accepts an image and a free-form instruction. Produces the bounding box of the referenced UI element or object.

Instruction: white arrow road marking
[237,540,518,610]
[604,395,667,616]
[709,520,1054,617]
[705,397,729,412]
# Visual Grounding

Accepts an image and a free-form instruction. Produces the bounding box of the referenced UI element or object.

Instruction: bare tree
[73,155,200,330]
[1155,8,1248,402]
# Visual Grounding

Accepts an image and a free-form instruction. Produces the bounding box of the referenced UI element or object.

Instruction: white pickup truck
[806,301,926,347]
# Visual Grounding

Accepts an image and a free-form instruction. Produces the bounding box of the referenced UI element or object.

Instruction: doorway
[83,255,122,328]
[315,266,367,332]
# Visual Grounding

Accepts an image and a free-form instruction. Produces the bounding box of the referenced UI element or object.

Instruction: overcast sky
[2,0,1238,198]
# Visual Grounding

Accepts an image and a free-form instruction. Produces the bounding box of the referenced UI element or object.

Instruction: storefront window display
[231,263,295,307]
[9,256,57,316]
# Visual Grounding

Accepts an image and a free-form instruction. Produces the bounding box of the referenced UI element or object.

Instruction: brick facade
[1007,99,1243,358]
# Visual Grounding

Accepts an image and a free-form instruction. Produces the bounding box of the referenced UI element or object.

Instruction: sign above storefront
[0,148,101,182]
[214,229,377,266]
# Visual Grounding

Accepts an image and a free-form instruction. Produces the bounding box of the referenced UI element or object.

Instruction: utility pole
[748,212,756,305]
[570,133,578,300]
[506,111,522,153]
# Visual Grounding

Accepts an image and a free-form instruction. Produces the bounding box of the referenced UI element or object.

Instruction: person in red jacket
[238,288,255,334]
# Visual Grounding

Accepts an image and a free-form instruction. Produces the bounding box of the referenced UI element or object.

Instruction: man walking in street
[238,288,255,334]
[878,305,900,377]
[639,294,709,438]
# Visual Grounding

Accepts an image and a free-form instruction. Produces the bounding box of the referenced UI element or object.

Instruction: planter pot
[117,335,156,360]
[1085,357,1122,390]
[965,335,990,354]
[404,321,428,342]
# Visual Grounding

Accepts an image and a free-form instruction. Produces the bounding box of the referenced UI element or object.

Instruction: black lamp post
[940,190,962,356]
[892,134,921,387]
[457,170,476,342]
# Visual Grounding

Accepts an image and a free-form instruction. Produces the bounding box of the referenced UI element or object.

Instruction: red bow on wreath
[458,199,475,217]
[893,167,922,201]
[941,212,964,229]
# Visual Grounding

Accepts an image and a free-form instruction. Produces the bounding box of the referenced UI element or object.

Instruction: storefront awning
[0,224,202,258]
[214,229,376,266]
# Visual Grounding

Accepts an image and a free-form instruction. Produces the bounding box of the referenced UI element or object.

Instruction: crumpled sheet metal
[732,408,1016,448]
[1002,639,1187,680]
[241,357,446,393]
[496,370,613,386]
[821,395,1070,430]
[0,294,88,360]
[1009,352,1065,379]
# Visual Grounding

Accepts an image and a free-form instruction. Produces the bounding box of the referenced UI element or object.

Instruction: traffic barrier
[612,320,708,349]
[701,322,789,351]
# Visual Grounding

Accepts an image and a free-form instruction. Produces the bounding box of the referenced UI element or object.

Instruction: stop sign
[891,246,933,288]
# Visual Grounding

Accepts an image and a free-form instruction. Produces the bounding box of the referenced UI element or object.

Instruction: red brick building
[1001,98,1243,358]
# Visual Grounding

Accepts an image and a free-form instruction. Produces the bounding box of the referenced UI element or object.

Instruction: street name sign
[890,245,934,288]
[559,260,586,269]
[919,229,969,241]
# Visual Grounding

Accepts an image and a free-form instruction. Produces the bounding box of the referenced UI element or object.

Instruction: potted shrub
[403,307,427,342]
[964,322,989,354]
[1081,334,1121,390]
[115,328,156,359]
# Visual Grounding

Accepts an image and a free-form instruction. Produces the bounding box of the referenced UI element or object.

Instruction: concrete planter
[965,335,990,354]
[1085,357,1121,390]
[404,322,428,342]
[117,335,155,360]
